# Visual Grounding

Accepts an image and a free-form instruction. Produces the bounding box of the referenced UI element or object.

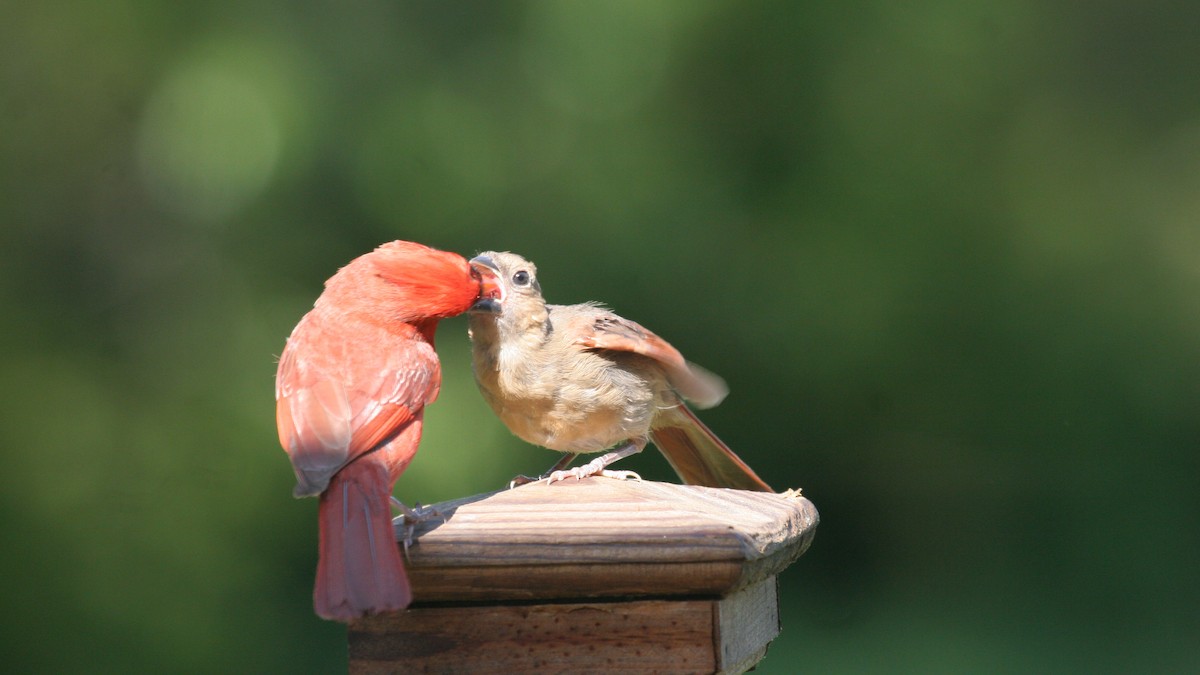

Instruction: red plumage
[275,240,482,621]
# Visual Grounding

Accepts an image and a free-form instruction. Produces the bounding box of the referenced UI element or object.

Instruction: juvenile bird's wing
[569,305,728,409]
[276,317,440,497]
[562,303,771,491]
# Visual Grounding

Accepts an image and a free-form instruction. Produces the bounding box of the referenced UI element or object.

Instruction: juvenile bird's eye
[512,270,530,286]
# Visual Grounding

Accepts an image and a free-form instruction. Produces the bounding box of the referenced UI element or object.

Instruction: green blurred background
[3,1,1198,672]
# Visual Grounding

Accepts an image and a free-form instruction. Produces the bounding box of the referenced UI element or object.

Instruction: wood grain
[395,478,817,603]
[349,578,780,675]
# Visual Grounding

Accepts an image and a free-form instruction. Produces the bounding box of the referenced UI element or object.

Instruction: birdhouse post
[348,479,818,674]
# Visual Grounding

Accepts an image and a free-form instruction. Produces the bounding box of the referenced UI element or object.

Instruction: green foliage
[2,1,1198,672]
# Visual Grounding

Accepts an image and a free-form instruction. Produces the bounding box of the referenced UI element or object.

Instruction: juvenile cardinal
[466,251,772,492]
[275,240,498,621]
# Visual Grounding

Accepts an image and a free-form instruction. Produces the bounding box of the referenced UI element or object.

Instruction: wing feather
[277,317,439,496]
[571,310,728,408]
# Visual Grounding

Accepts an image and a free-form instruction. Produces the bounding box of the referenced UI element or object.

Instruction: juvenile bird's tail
[313,455,412,621]
[651,405,774,492]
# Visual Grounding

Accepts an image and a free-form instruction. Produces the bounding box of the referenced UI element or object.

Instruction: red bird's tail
[650,405,774,492]
[313,455,411,621]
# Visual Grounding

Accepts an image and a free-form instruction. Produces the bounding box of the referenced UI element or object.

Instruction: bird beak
[469,255,503,314]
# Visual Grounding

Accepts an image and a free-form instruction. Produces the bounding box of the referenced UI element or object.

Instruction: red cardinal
[275,240,496,621]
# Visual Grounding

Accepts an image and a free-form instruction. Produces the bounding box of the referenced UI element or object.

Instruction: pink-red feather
[275,240,480,621]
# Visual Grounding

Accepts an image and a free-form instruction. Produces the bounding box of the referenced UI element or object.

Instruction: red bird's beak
[469,255,503,314]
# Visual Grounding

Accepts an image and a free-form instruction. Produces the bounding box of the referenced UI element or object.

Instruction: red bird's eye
[512,271,530,286]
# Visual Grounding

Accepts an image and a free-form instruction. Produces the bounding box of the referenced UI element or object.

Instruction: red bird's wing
[573,311,727,409]
[276,319,441,497]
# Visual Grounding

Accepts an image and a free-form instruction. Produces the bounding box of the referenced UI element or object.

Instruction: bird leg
[545,438,647,484]
[509,453,578,488]
[390,496,421,520]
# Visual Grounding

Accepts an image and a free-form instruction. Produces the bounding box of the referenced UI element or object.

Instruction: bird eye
[512,270,530,286]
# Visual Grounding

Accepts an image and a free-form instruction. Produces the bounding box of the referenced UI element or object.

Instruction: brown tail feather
[650,405,773,492]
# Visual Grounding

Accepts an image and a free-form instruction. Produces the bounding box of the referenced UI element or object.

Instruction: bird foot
[544,459,641,484]
[390,496,420,519]
[508,453,580,489]
[390,498,443,553]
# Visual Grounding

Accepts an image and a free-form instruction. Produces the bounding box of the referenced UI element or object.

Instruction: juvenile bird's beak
[469,255,503,314]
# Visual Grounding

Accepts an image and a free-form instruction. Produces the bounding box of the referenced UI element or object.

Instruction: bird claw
[598,469,642,482]
[508,474,541,489]
[400,520,417,554]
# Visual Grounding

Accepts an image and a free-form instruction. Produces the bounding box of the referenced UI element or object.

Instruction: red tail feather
[313,454,411,621]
